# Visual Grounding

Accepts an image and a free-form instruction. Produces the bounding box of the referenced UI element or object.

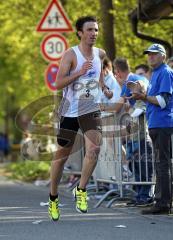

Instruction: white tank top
[59,45,101,117]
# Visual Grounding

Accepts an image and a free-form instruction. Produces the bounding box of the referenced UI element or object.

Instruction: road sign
[36,0,73,32]
[41,33,68,62]
[45,63,59,91]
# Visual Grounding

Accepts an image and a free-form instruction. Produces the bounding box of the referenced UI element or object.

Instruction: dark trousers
[149,128,173,208]
[134,140,153,201]
[128,139,153,201]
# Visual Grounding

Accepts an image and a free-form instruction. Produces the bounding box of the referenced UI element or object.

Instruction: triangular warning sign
[36,0,73,32]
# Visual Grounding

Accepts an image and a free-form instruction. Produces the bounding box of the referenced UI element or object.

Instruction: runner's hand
[79,61,93,76]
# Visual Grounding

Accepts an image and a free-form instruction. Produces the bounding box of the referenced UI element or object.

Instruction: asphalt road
[0,179,173,240]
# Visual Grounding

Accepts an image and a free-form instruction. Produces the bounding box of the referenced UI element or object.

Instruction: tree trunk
[99,0,116,61]
[60,0,67,6]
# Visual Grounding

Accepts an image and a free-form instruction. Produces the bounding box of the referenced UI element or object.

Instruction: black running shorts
[57,111,102,147]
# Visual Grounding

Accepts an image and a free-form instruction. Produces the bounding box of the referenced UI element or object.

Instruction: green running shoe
[48,197,60,221]
[73,186,88,213]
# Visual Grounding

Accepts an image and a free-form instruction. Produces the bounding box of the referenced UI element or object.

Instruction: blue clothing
[146,63,173,128]
[121,82,136,106]
[127,139,153,201]
[127,73,148,85]
[121,73,152,202]
[121,73,148,106]
[0,134,9,155]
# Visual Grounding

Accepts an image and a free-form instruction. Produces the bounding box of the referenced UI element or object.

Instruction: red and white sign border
[41,33,68,62]
[36,0,73,32]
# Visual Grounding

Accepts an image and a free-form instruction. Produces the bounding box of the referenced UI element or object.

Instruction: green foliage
[113,0,173,67]
[6,160,50,182]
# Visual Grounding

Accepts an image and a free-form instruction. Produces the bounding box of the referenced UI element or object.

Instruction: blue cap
[126,73,146,84]
[143,43,166,55]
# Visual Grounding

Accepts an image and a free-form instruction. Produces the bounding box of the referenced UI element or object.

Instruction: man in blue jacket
[132,43,173,214]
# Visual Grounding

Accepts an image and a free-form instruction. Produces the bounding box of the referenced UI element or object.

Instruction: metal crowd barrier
[93,111,156,208]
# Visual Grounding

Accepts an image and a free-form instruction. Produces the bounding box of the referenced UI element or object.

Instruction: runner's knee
[85,145,100,159]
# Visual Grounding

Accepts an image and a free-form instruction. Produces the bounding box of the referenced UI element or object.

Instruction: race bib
[73,78,99,99]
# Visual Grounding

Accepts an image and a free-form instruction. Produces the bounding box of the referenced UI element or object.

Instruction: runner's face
[79,21,98,45]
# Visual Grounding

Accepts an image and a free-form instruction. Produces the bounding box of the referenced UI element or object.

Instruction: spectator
[101,57,130,184]
[111,58,153,206]
[167,56,173,69]
[135,64,151,80]
[101,58,132,113]
[132,43,173,214]
[100,57,121,105]
[0,133,10,161]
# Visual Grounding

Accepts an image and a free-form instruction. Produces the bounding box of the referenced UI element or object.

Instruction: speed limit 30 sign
[41,33,68,62]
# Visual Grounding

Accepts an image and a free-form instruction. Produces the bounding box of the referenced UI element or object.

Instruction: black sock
[49,193,58,201]
[77,185,86,192]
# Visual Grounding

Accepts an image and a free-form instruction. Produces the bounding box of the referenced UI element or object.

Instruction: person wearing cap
[131,43,173,214]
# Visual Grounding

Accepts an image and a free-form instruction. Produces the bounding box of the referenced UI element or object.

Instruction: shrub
[6,161,50,182]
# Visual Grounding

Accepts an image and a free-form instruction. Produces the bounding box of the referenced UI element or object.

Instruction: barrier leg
[94,189,119,208]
